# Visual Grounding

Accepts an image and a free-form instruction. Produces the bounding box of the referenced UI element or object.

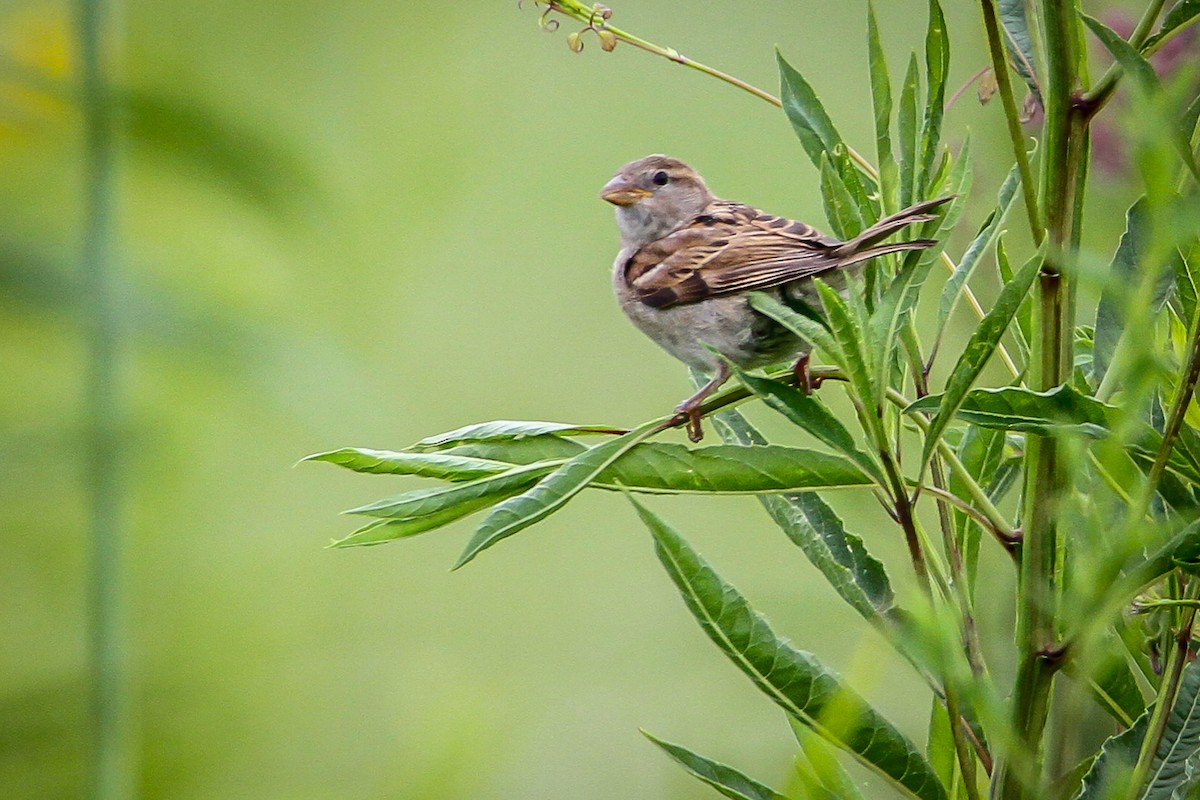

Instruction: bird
[601,154,952,442]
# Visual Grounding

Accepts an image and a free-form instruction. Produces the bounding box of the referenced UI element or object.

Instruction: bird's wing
[624,202,844,309]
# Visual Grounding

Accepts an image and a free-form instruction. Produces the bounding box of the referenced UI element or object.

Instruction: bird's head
[600,155,713,247]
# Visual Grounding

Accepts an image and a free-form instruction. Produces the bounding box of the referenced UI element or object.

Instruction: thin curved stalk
[78,0,130,797]
[978,0,1043,245]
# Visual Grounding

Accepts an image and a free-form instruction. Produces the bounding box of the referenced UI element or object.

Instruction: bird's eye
[652,170,669,186]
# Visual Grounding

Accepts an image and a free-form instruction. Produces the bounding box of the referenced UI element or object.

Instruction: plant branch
[533,0,882,179]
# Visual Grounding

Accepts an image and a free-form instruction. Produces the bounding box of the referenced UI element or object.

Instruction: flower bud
[597,29,617,52]
[566,31,584,52]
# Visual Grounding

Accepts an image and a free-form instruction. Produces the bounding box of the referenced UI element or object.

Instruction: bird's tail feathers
[833,195,955,257]
[836,240,937,268]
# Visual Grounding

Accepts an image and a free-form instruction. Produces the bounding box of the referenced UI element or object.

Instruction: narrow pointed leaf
[998,0,1042,103]
[778,50,875,202]
[713,409,897,622]
[919,243,1043,473]
[867,1,898,213]
[347,461,557,519]
[870,141,969,399]
[821,152,866,239]
[634,498,947,800]
[733,368,886,485]
[412,420,623,451]
[304,447,509,480]
[1068,636,1146,728]
[816,281,880,422]
[1083,14,1200,181]
[597,442,874,493]
[936,162,1021,335]
[330,500,505,547]
[791,717,869,800]
[444,435,588,464]
[1094,197,1180,383]
[907,384,1113,438]
[455,421,662,567]
[898,53,920,209]
[1075,658,1200,799]
[642,731,790,800]
[918,0,949,195]
[1143,0,1200,53]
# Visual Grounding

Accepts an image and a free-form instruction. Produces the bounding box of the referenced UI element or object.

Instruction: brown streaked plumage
[602,154,952,441]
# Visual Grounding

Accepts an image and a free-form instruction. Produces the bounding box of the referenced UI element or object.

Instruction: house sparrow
[601,154,952,441]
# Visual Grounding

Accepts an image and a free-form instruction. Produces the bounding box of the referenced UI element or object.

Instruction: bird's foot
[793,354,823,395]
[669,406,705,442]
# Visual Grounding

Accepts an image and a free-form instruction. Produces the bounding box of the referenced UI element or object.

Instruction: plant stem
[1126,580,1200,798]
[536,1,891,179]
[883,388,1019,548]
[78,0,130,797]
[993,0,1082,797]
[978,0,1043,245]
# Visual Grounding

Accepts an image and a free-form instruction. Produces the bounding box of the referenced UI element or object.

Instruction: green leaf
[869,139,970,401]
[816,281,881,424]
[454,421,662,567]
[412,420,623,451]
[443,435,588,464]
[925,701,956,790]
[642,731,790,800]
[918,243,1043,473]
[899,53,921,209]
[1142,0,1200,53]
[303,447,509,480]
[598,442,875,494]
[1075,659,1200,799]
[1171,243,1199,328]
[907,384,1113,438]
[347,461,556,519]
[1074,707,1147,800]
[1082,14,1200,182]
[777,51,875,204]
[867,1,898,213]
[821,152,866,239]
[936,162,1022,336]
[732,368,886,485]
[748,292,842,362]
[791,717,869,800]
[1094,197,1181,383]
[919,0,949,196]
[634,498,947,800]
[1068,634,1147,728]
[712,409,897,623]
[330,503,501,548]
[998,0,1042,104]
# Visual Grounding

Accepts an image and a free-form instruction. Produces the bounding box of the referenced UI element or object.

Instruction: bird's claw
[669,408,705,442]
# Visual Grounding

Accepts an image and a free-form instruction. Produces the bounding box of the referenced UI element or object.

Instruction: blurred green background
[0,1,1148,797]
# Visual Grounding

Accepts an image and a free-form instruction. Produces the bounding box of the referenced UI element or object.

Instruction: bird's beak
[600,175,651,206]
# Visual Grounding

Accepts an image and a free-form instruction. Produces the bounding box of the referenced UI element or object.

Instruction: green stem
[78,0,130,797]
[1126,580,1200,799]
[883,388,1019,548]
[1134,598,1200,612]
[978,0,1043,245]
[537,1,891,179]
[993,0,1081,797]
